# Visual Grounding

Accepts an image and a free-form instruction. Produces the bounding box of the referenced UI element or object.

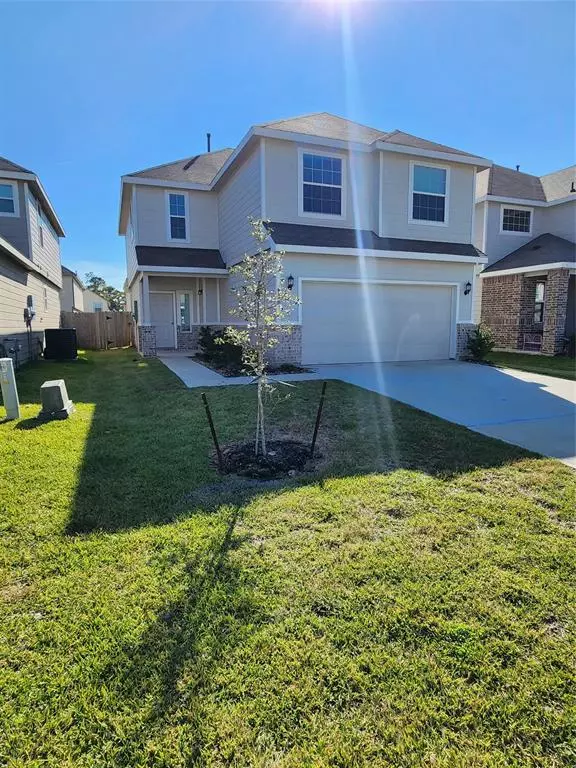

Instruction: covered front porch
[134,271,229,357]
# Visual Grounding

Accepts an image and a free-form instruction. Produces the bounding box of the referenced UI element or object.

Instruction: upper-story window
[501,205,532,234]
[300,151,343,217]
[167,192,187,240]
[0,182,18,217]
[411,164,448,224]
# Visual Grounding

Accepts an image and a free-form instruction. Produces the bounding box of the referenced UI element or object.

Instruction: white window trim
[165,190,190,243]
[0,180,19,218]
[297,147,346,220]
[499,203,533,235]
[408,160,450,227]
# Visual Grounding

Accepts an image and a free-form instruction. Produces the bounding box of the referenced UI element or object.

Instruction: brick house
[474,165,575,354]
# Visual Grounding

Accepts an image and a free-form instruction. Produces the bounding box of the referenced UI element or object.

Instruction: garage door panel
[301,282,453,364]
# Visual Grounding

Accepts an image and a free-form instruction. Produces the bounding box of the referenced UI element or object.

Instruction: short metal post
[310,381,327,458]
[0,358,21,420]
[202,392,223,471]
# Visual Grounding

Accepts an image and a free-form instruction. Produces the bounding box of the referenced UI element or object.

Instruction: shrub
[467,324,495,361]
[197,326,243,372]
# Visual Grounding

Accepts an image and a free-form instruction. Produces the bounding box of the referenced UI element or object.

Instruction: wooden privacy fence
[60,311,134,350]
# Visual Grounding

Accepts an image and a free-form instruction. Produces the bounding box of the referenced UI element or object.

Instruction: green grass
[487,350,576,381]
[1,349,575,767]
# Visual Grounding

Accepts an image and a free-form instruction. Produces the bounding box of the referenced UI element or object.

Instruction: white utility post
[0,358,21,420]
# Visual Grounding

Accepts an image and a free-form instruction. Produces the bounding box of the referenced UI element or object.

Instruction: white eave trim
[137,265,229,275]
[275,243,486,263]
[476,194,576,207]
[121,175,212,192]
[480,262,575,277]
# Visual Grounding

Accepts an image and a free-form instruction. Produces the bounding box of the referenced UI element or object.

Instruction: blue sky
[1,1,574,288]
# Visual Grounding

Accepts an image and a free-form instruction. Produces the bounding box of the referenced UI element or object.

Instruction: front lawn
[1,349,575,767]
[487,350,576,381]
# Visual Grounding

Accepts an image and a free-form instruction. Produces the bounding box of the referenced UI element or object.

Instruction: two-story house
[0,156,65,366]
[119,113,491,364]
[474,164,576,354]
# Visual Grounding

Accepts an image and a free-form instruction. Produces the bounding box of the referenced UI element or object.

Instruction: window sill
[409,218,448,227]
[299,210,345,220]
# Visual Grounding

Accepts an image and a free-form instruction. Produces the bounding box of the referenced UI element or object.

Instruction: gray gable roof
[258,112,385,144]
[128,148,233,184]
[540,166,576,202]
[62,265,86,289]
[0,155,34,174]
[483,233,576,273]
[268,221,484,258]
[135,245,225,269]
[259,112,483,158]
[478,164,576,203]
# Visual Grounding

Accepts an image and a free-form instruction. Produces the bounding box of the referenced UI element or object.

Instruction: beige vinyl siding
[147,276,222,324]
[282,252,476,323]
[27,189,62,288]
[0,181,30,258]
[474,200,486,251]
[217,144,262,266]
[381,153,475,243]
[542,200,576,243]
[135,186,219,249]
[125,209,139,284]
[83,289,109,312]
[0,252,60,334]
[264,138,375,232]
[483,201,543,264]
[472,264,484,324]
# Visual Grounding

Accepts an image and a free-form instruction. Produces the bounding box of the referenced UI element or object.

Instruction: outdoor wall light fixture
[464,281,472,296]
[287,274,295,291]
[198,288,204,296]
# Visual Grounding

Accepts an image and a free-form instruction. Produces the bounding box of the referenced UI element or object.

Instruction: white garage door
[301,281,454,364]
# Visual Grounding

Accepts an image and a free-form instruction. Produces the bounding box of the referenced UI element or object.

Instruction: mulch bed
[219,439,316,479]
[192,356,312,378]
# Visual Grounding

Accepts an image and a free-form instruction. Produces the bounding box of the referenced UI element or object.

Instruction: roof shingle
[135,246,226,269]
[0,155,34,174]
[128,148,233,184]
[268,221,484,258]
[483,233,576,273]
[477,164,576,203]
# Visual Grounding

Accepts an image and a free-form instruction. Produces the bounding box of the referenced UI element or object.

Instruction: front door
[150,292,175,348]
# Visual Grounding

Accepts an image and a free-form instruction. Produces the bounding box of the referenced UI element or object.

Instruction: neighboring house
[119,112,491,363]
[474,165,576,354]
[61,266,85,312]
[0,156,65,366]
[83,289,110,313]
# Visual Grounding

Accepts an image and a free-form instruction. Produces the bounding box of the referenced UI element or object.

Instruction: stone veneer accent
[456,323,477,359]
[138,325,157,358]
[266,326,303,366]
[542,268,570,355]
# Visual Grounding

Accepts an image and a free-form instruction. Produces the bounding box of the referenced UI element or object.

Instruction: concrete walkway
[158,353,576,467]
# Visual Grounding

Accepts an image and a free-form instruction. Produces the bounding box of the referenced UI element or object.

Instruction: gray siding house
[0,157,65,366]
[474,165,576,354]
[119,113,490,364]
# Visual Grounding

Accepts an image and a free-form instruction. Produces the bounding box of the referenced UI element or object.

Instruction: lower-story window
[179,293,191,331]
[534,281,545,323]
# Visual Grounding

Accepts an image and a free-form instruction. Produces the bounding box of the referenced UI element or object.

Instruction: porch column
[142,274,151,325]
[542,268,570,355]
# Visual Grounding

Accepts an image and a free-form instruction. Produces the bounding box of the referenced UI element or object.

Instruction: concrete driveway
[159,353,576,467]
[313,361,576,467]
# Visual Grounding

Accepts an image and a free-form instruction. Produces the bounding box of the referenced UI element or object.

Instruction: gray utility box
[38,379,75,421]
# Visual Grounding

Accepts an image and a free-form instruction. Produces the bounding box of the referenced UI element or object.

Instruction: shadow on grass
[47,350,537,535]
[98,504,265,762]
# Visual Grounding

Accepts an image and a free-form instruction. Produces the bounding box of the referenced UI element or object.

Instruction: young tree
[221,217,299,456]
